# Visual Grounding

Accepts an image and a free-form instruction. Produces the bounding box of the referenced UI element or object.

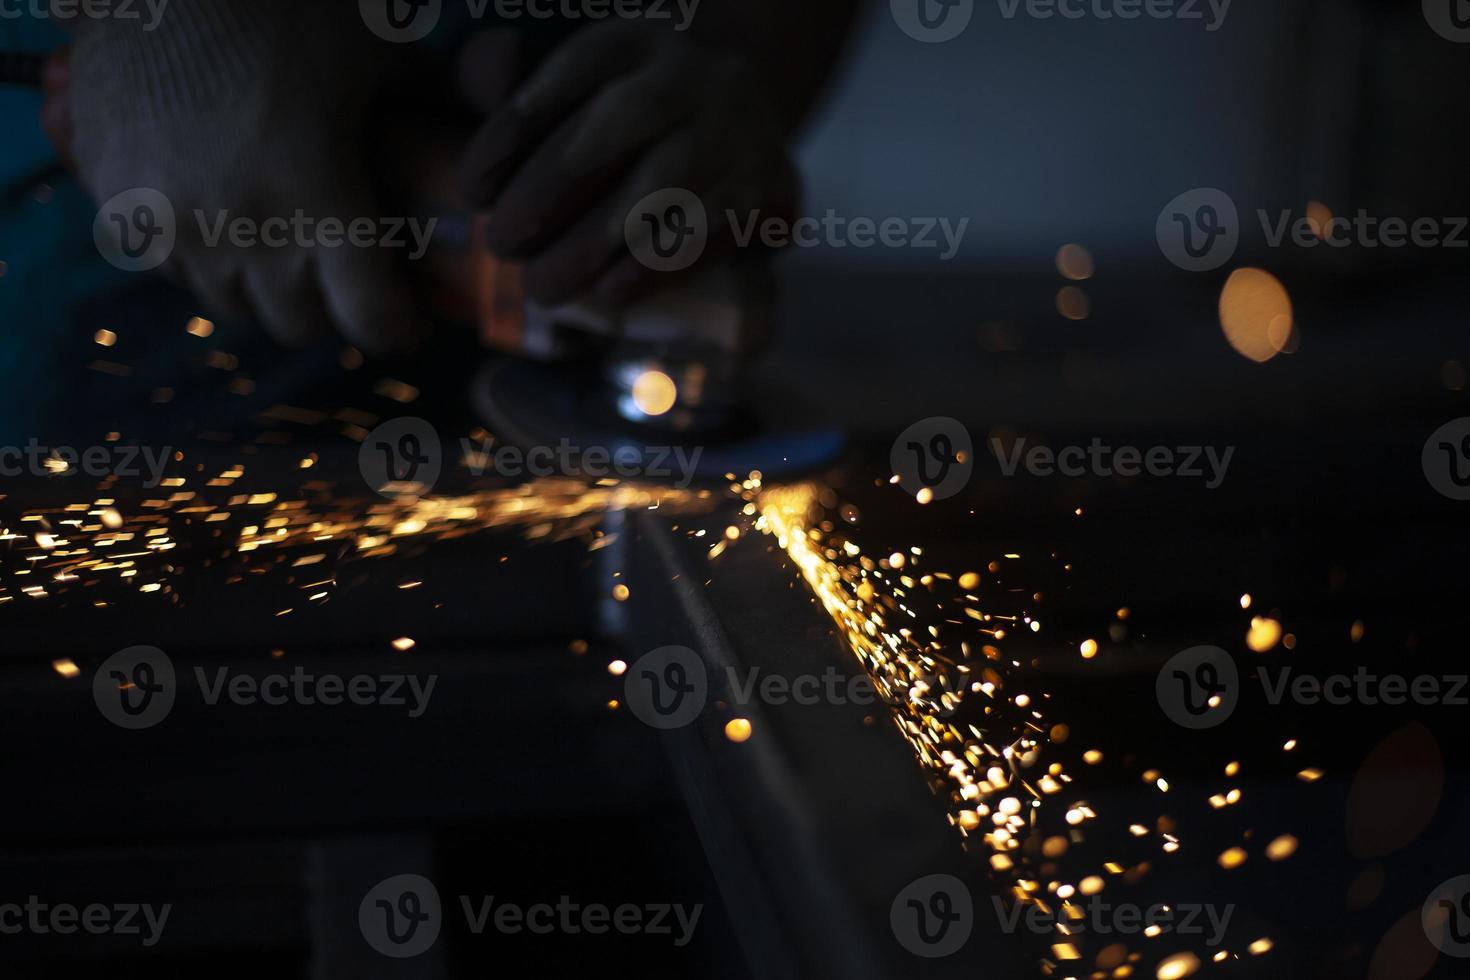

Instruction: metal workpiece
[623,508,1031,979]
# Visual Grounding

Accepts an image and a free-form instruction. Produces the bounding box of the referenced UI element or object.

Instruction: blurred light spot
[1056,243,1095,281]
[632,370,678,417]
[1057,286,1090,320]
[1079,639,1099,659]
[94,329,117,347]
[724,718,753,743]
[1247,616,1282,652]
[1266,835,1299,861]
[1347,722,1442,858]
[186,316,215,338]
[1249,938,1274,955]
[1346,863,1385,911]
[1366,910,1440,980]
[1157,952,1200,979]
[607,660,628,677]
[1219,268,1293,363]
[1442,360,1466,392]
[391,636,415,652]
[612,584,631,602]
[52,659,80,678]
[1096,943,1127,970]
[1218,847,1248,869]
[1306,201,1333,239]
[980,320,1021,352]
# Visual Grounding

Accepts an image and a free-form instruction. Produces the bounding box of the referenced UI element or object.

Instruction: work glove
[457,20,800,308]
[61,0,422,352]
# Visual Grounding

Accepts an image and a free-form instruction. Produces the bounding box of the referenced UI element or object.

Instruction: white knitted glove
[69,0,422,352]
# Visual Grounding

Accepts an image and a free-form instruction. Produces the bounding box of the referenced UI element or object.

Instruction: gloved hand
[457,20,800,308]
[61,0,421,352]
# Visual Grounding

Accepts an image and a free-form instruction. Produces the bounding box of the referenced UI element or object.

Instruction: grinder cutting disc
[474,358,847,485]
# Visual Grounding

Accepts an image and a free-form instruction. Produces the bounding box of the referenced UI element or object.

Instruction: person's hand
[64,0,422,353]
[457,21,800,307]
